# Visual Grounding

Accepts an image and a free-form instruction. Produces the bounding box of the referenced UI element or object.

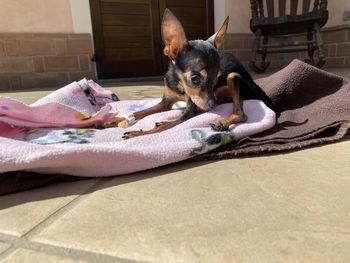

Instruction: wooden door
[90,0,214,79]
[159,0,214,41]
[90,0,162,79]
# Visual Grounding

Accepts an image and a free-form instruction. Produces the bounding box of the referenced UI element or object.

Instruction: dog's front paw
[210,113,248,131]
[122,130,144,139]
[99,117,125,129]
[210,121,229,131]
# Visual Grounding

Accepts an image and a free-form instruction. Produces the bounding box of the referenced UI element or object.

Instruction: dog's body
[122,9,272,139]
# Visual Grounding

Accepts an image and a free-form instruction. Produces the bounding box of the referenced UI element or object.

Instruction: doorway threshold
[97,75,164,84]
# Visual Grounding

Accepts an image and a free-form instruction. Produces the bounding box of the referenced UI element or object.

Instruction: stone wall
[223,25,350,70]
[1,25,349,90]
[0,33,95,90]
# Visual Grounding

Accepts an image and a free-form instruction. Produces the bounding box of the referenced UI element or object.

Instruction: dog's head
[162,9,229,111]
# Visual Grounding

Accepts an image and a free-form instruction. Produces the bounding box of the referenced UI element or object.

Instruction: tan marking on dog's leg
[123,99,196,139]
[131,86,183,121]
[122,119,182,139]
[133,102,169,120]
[211,73,247,131]
[122,84,189,136]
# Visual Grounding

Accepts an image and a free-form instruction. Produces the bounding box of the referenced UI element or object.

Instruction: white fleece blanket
[0,79,276,176]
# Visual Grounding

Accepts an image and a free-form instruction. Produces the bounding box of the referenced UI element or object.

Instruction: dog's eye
[191,74,201,85]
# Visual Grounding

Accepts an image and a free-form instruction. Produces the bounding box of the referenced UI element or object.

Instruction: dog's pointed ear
[207,16,229,49]
[162,8,187,59]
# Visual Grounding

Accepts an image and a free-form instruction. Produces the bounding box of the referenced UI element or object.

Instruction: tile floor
[0,67,350,262]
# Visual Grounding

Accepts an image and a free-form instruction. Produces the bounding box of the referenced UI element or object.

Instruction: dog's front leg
[133,97,175,121]
[102,97,175,128]
[211,72,247,131]
[122,100,197,139]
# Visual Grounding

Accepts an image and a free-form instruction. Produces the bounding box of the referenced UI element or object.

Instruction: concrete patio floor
[0,67,350,262]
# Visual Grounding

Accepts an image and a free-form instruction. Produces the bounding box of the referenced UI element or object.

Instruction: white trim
[69,0,96,76]
[69,0,93,34]
[214,0,225,32]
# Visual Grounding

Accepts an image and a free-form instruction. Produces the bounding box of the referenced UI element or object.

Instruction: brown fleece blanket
[1,59,349,195]
[197,59,350,160]
[0,172,86,196]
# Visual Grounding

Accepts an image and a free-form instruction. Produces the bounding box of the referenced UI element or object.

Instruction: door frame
[89,0,105,79]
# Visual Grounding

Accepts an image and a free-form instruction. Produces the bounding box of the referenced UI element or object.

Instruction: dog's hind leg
[210,72,247,131]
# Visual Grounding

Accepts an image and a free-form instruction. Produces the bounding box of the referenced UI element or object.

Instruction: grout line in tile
[23,178,110,239]
[0,232,137,263]
[0,246,12,257]
[0,246,16,261]
[0,178,107,242]
[0,178,142,262]
[0,234,16,260]
[0,178,108,243]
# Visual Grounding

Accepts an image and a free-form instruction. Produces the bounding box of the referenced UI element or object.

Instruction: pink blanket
[0,79,276,176]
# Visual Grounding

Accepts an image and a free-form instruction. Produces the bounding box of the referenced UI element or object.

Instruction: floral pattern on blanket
[0,105,9,110]
[190,129,234,156]
[0,105,10,117]
[28,129,95,145]
[128,102,147,112]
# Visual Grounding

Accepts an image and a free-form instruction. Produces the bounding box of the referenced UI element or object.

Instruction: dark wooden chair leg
[261,34,270,70]
[305,30,316,65]
[250,29,261,73]
[249,29,270,73]
[313,22,326,68]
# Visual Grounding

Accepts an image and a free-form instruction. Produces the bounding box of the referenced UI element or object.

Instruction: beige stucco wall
[327,0,350,28]
[0,1,348,36]
[222,0,350,34]
[214,0,226,31]
[0,0,74,33]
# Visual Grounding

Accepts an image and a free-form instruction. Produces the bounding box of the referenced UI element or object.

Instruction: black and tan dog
[122,9,272,139]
